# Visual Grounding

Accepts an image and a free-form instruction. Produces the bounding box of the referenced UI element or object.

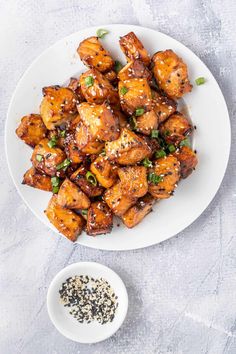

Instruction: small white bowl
[47,262,128,343]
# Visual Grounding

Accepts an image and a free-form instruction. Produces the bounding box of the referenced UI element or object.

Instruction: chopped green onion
[52,185,59,194]
[86,171,97,186]
[148,172,163,184]
[36,154,43,162]
[129,116,137,131]
[100,149,106,156]
[48,135,58,148]
[85,76,94,87]
[114,60,123,73]
[56,158,71,171]
[135,108,145,116]
[151,129,159,138]
[96,28,109,38]
[120,86,128,95]
[60,130,66,137]
[164,130,170,136]
[142,157,153,168]
[51,176,60,194]
[168,144,176,153]
[180,137,191,147]
[81,209,88,216]
[195,77,205,85]
[155,149,166,159]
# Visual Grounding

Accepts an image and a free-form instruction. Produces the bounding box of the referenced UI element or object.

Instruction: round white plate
[47,262,128,343]
[5,24,231,250]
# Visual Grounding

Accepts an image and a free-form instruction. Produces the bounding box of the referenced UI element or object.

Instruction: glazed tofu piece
[67,77,85,103]
[152,49,192,99]
[57,178,91,209]
[70,165,104,197]
[45,195,85,242]
[16,114,47,147]
[136,110,158,135]
[31,138,66,177]
[77,36,114,73]
[118,78,153,116]
[79,69,119,107]
[159,112,192,145]
[78,102,120,141]
[152,90,177,124]
[148,155,180,199]
[104,182,137,216]
[105,128,151,165]
[104,70,117,83]
[22,167,52,191]
[117,166,148,198]
[40,86,77,130]
[90,156,118,188]
[86,201,113,236]
[75,121,104,154]
[118,60,152,81]
[174,146,198,178]
[121,194,155,228]
[64,133,84,164]
[119,32,151,66]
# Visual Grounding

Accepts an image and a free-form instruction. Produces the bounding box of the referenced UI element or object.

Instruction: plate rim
[5,24,231,251]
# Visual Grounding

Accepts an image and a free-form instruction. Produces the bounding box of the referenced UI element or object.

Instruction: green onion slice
[81,209,88,216]
[86,171,97,186]
[142,157,153,168]
[129,116,137,131]
[195,77,206,85]
[155,149,166,159]
[56,158,71,171]
[60,130,66,137]
[120,86,128,95]
[180,137,191,147]
[96,28,109,38]
[114,60,123,73]
[168,144,176,153]
[48,135,58,148]
[148,172,163,184]
[84,76,94,87]
[135,108,145,116]
[36,154,43,162]
[151,129,159,138]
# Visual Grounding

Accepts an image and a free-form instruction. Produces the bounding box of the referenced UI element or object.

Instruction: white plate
[5,24,231,250]
[47,262,128,343]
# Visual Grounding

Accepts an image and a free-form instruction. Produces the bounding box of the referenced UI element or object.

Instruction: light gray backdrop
[1,1,236,353]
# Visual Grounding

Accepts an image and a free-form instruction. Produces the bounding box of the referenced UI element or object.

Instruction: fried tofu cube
[104,182,137,216]
[16,114,47,147]
[70,165,104,197]
[78,102,120,141]
[152,90,177,124]
[105,128,151,165]
[40,86,77,130]
[57,178,90,209]
[22,167,52,191]
[119,32,151,66]
[67,77,85,103]
[104,70,117,83]
[152,50,192,99]
[86,201,113,236]
[45,195,85,242]
[118,78,153,116]
[136,110,158,135]
[174,146,198,178]
[118,166,148,198]
[75,121,104,154]
[90,156,118,188]
[31,138,66,177]
[121,194,155,228]
[159,112,192,145]
[148,155,180,199]
[77,36,114,73]
[79,69,119,107]
[118,60,152,81]
[64,133,84,164]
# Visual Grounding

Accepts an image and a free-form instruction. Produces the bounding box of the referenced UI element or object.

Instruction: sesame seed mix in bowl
[59,275,118,324]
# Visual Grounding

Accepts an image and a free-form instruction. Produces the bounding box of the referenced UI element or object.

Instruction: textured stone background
[1,1,236,353]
